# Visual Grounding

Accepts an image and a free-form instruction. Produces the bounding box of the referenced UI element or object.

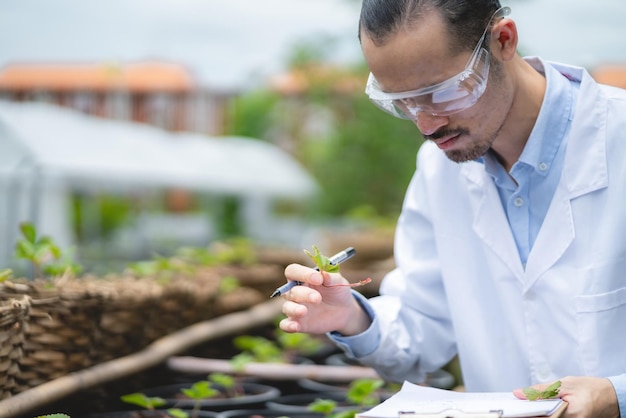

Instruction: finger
[284,263,324,286]
[279,317,301,333]
[281,300,308,318]
[285,285,322,304]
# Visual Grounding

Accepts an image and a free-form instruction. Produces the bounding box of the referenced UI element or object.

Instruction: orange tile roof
[0,61,196,92]
[592,64,626,89]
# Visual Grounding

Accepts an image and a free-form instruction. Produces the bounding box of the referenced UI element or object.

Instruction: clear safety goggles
[365,6,511,119]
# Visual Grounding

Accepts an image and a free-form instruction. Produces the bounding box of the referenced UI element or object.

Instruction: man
[279,1,626,417]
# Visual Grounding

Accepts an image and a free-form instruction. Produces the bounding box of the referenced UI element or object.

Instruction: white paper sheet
[358,381,564,418]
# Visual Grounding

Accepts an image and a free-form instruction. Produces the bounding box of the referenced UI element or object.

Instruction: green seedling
[218,275,241,294]
[14,222,82,279]
[0,268,12,282]
[305,245,340,273]
[180,380,219,417]
[121,392,187,418]
[304,245,371,288]
[308,378,385,418]
[38,414,71,418]
[231,335,284,365]
[522,380,561,401]
[208,372,240,398]
[276,329,326,357]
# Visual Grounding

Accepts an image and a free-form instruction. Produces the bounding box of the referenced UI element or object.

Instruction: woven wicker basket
[0,294,31,399]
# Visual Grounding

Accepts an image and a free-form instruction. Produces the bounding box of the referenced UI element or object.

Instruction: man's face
[361,9,511,163]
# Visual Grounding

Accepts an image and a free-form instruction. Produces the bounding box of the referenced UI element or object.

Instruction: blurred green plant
[226,58,420,222]
[308,378,385,418]
[38,414,71,418]
[0,269,12,282]
[14,222,82,279]
[230,325,326,370]
[120,392,188,418]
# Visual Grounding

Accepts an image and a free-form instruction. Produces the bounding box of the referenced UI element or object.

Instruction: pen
[270,246,356,298]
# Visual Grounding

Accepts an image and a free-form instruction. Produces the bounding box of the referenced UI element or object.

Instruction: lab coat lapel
[462,163,525,282]
[524,68,608,290]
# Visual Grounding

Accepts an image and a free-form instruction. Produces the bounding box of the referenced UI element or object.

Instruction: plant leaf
[541,380,561,399]
[304,245,340,273]
[523,380,561,401]
[522,387,542,401]
[20,222,37,244]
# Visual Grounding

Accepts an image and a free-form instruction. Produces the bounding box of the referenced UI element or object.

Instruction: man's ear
[492,18,518,61]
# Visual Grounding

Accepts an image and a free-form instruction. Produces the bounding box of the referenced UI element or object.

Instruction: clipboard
[399,409,503,417]
[396,401,567,418]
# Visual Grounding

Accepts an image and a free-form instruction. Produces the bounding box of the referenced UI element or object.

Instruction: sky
[1,0,625,90]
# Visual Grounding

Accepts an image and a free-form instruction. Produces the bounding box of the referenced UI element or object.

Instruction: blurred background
[1,0,625,275]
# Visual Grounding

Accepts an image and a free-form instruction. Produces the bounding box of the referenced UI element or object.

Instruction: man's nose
[413,112,449,136]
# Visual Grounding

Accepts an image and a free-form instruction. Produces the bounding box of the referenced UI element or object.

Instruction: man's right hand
[278,263,372,336]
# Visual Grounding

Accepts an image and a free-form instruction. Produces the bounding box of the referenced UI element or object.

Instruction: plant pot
[142,381,281,411]
[217,408,324,418]
[77,409,218,418]
[265,391,371,413]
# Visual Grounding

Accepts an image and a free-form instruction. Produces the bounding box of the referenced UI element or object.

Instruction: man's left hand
[513,376,620,418]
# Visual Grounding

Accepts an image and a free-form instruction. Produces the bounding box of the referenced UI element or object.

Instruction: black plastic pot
[217,409,325,418]
[141,381,281,412]
[77,410,218,418]
[265,391,370,414]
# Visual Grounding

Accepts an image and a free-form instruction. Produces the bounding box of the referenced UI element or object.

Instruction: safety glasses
[365,6,510,119]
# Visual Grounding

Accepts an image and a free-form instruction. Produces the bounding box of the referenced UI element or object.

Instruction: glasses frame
[365,6,511,119]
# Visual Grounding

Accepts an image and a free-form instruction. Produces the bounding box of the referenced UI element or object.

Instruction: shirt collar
[478,57,576,177]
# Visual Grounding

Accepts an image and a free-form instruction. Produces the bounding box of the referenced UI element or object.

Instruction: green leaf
[15,240,36,260]
[120,392,166,409]
[304,245,340,273]
[37,415,71,418]
[308,398,337,414]
[20,222,37,244]
[181,381,219,400]
[167,409,189,418]
[347,378,384,406]
[523,380,561,401]
[209,372,235,389]
[541,380,562,399]
[522,387,542,401]
[0,269,13,282]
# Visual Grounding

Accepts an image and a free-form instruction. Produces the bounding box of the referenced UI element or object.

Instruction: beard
[426,127,497,163]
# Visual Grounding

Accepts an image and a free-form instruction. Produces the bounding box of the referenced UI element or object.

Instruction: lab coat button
[539,162,548,171]
[514,197,524,207]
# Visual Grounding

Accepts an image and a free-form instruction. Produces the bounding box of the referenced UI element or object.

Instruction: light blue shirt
[329,59,625,414]
[481,60,576,266]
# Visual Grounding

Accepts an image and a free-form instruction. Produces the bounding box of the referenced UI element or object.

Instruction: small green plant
[179,380,219,417]
[121,373,239,418]
[231,335,284,365]
[304,245,371,288]
[522,380,561,401]
[14,222,82,279]
[126,254,192,283]
[305,245,341,273]
[230,322,327,368]
[38,414,71,418]
[0,268,12,282]
[121,392,189,418]
[208,372,240,398]
[308,378,385,418]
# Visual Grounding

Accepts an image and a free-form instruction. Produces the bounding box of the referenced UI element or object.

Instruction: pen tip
[270,290,280,298]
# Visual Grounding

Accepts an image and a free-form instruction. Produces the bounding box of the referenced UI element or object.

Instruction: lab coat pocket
[574,286,626,376]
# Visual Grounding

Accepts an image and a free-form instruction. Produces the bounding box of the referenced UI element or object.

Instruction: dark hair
[359,0,502,53]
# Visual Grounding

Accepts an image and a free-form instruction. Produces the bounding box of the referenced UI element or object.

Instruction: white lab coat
[359,61,626,392]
